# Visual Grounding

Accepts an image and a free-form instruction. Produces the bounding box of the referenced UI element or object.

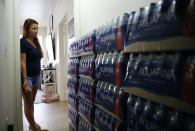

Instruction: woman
[21,19,46,131]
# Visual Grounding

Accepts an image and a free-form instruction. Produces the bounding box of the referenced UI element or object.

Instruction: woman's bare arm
[21,53,32,92]
[21,53,27,81]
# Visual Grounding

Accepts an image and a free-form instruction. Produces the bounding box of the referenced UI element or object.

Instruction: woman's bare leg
[29,86,41,129]
[22,88,38,130]
[32,86,39,117]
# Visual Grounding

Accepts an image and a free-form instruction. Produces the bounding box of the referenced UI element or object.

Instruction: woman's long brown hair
[23,18,43,57]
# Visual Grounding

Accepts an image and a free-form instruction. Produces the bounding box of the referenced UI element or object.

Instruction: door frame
[13,0,23,130]
[58,14,69,101]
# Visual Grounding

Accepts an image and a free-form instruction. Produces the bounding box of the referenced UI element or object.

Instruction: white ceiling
[20,0,57,27]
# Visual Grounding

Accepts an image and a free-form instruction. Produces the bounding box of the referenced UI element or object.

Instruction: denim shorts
[27,75,40,88]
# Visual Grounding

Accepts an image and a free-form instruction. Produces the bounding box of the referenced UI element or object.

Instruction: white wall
[0,0,22,130]
[39,27,48,67]
[74,0,160,38]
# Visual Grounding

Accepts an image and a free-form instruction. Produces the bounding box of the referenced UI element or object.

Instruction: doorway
[20,2,71,131]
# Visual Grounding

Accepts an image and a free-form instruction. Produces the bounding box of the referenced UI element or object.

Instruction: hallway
[22,100,70,131]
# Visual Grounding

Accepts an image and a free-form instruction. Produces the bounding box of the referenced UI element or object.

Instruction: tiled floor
[22,90,70,131]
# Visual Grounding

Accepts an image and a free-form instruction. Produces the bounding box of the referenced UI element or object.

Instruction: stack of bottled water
[125,0,186,47]
[95,81,128,121]
[78,97,95,125]
[124,52,182,97]
[69,122,77,131]
[67,76,78,95]
[70,29,96,57]
[95,51,128,86]
[94,107,125,131]
[78,116,95,131]
[79,55,95,78]
[68,92,77,110]
[69,107,78,130]
[67,0,195,130]
[95,13,129,53]
[127,94,195,131]
[68,58,80,76]
[77,34,90,55]
[78,78,95,103]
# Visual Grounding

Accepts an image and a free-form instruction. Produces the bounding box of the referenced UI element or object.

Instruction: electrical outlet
[8,124,13,131]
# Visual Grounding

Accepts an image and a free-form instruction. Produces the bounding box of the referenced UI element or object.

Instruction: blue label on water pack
[102,63,115,83]
[127,54,145,87]
[100,29,117,52]
[91,33,96,53]
[95,84,100,105]
[107,87,116,113]
[125,0,183,47]
[124,52,182,97]
[138,53,182,97]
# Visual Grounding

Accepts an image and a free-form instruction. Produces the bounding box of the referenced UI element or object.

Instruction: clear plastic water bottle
[75,58,79,76]
[186,117,195,131]
[96,53,104,81]
[106,52,114,83]
[131,97,146,130]
[117,13,130,51]
[91,28,97,53]
[151,104,170,131]
[99,82,106,106]
[91,55,95,79]
[95,54,100,79]
[118,87,128,121]
[102,52,109,81]
[102,22,110,52]
[79,59,82,75]
[137,7,146,30]
[95,81,101,105]
[136,100,156,131]
[168,110,187,131]
[89,80,94,103]
[124,53,137,87]
[117,51,128,86]
[113,85,120,116]
[126,11,136,41]
[107,84,115,112]
[103,83,109,109]
[105,20,114,51]
[112,51,120,84]
[99,25,106,52]
[127,94,137,131]
[84,57,88,76]
[86,56,90,77]
[99,53,107,81]
[132,53,145,87]
[95,27,101,53]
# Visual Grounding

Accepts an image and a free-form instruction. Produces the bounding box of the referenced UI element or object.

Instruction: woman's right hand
[23,80,32,93]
